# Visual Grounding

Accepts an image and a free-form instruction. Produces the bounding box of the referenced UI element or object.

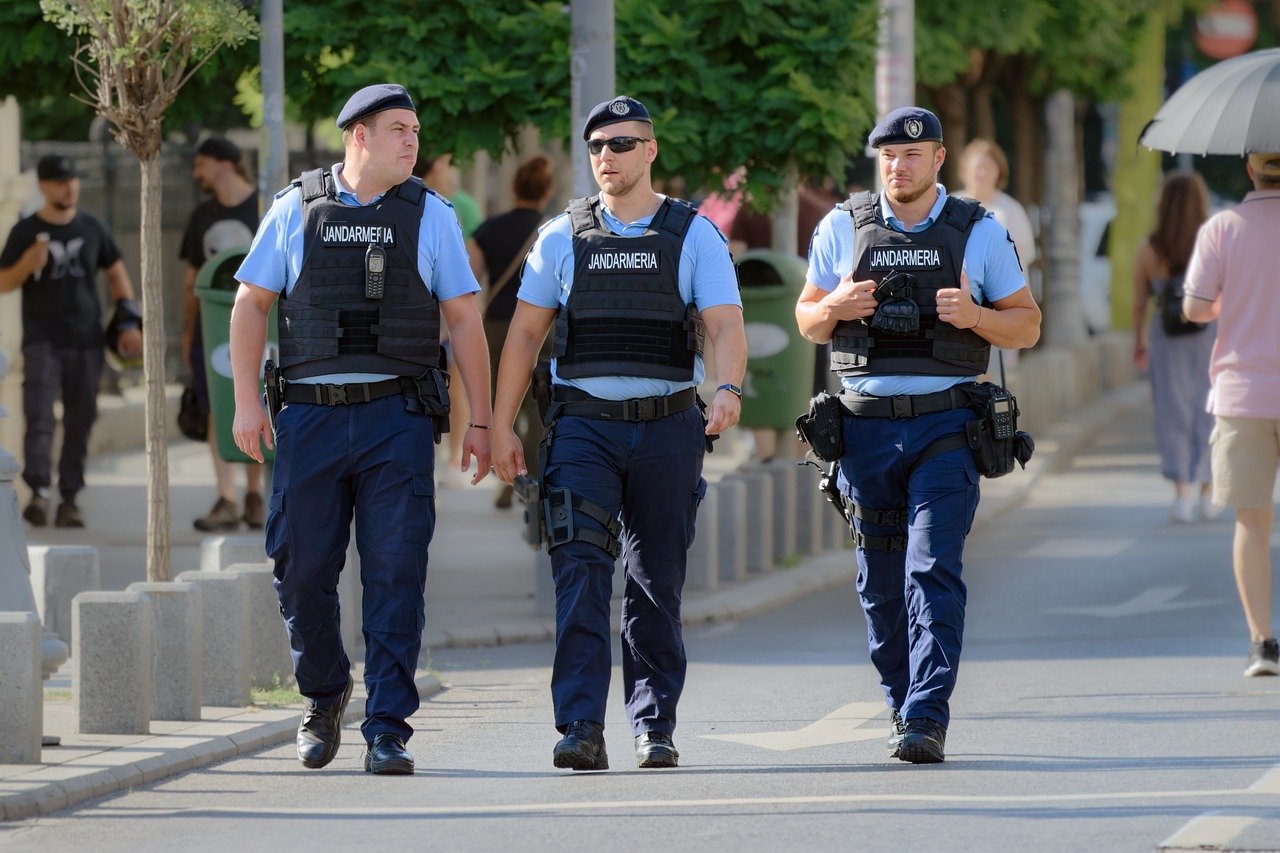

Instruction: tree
[41,0,257,582]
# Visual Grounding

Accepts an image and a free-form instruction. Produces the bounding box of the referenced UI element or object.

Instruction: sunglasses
[586,136,650,156]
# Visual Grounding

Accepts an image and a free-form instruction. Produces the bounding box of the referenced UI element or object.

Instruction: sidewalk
[3,381,1152,821]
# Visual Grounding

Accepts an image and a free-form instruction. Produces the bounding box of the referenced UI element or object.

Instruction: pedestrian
[228,83,492,775]
[179,136,265,532]
[1182,151,1280,678]
[491,95,747,771]
[795,107,1041,763]
[467,154,555,509]
[957,139,1037,273]
[0,154,142,528]
[1131,171,1216,524]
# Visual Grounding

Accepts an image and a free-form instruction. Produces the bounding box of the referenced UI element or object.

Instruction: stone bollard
[793,466,826,556]
[0,612,42,763]
[825,495,849,551]
[534,550,556,619]
[342,529,363,658]
[200,534,268,573]
[734,471,775,573]
[73,591,151,735]
[27,545,98,648]
[126,581,203,721]
[685,483,719,593]
[760,461,798,564]
[713,476,747,583]
[225,563,294,690]
[175,570,252,708]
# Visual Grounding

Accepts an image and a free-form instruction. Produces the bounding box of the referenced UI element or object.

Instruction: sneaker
[886,709,907,759]
[1171,495,1194,524]
[242,492,265,529]
[22,495,49,527]
[1244,638,1280,677]
[1199,496,1224,521]
[54,501,85,529]
[194,497,241,532]
[898,717,947,764]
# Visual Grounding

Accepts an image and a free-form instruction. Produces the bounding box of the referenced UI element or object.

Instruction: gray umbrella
[1140,47,1280,155]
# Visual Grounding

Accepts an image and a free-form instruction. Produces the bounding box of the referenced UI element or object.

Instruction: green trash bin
[195,245,278,463]
[737,249,813,429]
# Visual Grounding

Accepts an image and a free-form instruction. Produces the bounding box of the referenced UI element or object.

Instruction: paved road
[4,406,1279,851]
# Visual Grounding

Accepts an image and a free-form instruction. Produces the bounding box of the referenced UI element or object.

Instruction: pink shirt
[1184,189,1280,418]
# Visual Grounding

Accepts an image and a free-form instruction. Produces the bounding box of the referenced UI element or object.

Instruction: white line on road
[700,702,888,750]
[1047,586,1221,618]
[1155,760,1280,850]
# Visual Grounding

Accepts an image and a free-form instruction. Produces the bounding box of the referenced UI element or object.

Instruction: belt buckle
[890,395,913,419]
[635,397,659,420]
[325,384,348,406]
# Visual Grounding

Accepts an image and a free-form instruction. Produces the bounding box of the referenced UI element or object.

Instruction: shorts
[1210,415,1280,509]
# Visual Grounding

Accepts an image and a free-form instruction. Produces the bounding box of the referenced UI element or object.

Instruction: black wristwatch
[717,383,743,398]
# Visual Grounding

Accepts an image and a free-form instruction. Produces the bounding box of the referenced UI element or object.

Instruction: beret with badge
[336,83,417,129]
[868,106,944,149]
[582,95,652,140]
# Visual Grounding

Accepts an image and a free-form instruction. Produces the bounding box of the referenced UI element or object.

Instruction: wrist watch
[717,383,743,398]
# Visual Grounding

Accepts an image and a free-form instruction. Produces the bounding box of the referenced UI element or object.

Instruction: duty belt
[283,376,405,406]
[550,386,697,422]
[838,386,971,419]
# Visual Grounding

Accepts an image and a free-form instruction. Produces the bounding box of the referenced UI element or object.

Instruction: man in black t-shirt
[179,137,263,532]
[0,154,141,528]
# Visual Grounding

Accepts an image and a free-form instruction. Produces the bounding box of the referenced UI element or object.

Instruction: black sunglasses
[587,136,650,156]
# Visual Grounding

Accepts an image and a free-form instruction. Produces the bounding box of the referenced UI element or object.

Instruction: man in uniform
[795,108,1041,763]
[491,96,747,771]
[229,83,492,776]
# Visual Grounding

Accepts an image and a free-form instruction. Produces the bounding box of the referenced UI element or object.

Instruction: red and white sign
[1195,0,1258,60]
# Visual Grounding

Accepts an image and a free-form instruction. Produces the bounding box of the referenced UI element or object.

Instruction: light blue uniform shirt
[806,185,1025,396]
[235,163,480,384]
[517,195,742,401]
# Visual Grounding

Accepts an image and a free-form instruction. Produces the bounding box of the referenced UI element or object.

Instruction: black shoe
[553,720,608,771]
[54,500,84,528]
[897,717,946,764]
[364,733,415,775]
[635,731,679,768]
[886,710,907,759]
[23,496,49,527]
[296,677,353,769]
[1245,638,1280,677]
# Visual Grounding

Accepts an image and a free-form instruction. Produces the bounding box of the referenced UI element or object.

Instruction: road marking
[1047,585,1220,618]
[700,702,889,750]
[1157,813,1260,850]
[1026,538,1132,559]
[1249,764,1280,794]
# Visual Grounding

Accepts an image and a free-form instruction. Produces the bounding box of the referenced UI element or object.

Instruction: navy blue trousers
[265,393,437,744]
[545,405,706,737]
[837,406,979,728]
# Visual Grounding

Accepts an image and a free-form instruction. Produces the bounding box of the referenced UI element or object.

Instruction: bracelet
[467,423,490,430]
[717,383,743,398]
[973,307,983,330]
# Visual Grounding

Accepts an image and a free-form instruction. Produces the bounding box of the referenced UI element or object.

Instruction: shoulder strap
[941,195,984,232]
[651,197,698,238]
[841,190,878,229]
[299,168,329,202]
[485,222,542,306]
[567,197,598,235]
[394,176,426,207]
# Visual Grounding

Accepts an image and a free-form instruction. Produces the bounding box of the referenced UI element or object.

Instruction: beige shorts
[1210,416,1280,508]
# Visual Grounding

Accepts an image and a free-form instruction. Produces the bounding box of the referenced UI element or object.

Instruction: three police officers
[492,96,747,771]
[230,84,492,776]
[796,107,1041,763]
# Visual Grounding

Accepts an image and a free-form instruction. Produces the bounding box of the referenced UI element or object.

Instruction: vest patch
[867,246,941,270]
[321,223,396,245]
[585,249,659,273]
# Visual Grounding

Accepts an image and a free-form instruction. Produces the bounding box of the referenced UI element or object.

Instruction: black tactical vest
[279,168,442,380]
[830,191,991,378]
[553,196,705,381]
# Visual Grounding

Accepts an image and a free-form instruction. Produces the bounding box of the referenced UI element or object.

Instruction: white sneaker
[1172,496,1194,524]
[1200,497,1224,521]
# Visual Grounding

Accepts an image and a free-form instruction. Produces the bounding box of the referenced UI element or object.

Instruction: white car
[1079,197,1116,334]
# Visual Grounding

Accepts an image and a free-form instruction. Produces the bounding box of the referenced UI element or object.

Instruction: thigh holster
[543,486,623,559]
[850,502,908,552]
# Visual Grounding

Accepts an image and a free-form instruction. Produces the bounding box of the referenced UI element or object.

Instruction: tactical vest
[553,196,705,381]
[279,168,442,381]
[830,191,991,378]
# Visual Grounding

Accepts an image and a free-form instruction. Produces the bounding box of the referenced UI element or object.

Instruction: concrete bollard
[793,466,826,556]
[534,550,556,619]
[714,476,747,583]
[126,581,203,721]
[226,563,294,690]
[759,461,798,564]
[685,483,719,593]
[175,570,252,708]
[73,591,151,735]
[825,495,849,551]
[27,545,98,648]
[200,534,268,573]
[0,612,42,763]
[342,529,363,658]
[734,471,775,573]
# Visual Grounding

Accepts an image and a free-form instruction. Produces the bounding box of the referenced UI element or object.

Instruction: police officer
[491,96,747,771]
[229,84,492,776]
[795,108,1041,763]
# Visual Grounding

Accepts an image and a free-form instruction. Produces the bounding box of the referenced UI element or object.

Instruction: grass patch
[44,688,73,702]
[251,676,304,708]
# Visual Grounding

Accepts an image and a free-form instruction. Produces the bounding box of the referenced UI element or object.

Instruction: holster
[401,368,451,444]
[960,382,1035,478]
[795,392,846,462]
[263,359,283,434]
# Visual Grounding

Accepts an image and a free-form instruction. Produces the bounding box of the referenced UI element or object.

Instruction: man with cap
[179,136,265,534]
[229,83,492,776]
[1182,152,1280,679]
[491,95,747,771]
[795,107,1041,763]
[0,154,142,528]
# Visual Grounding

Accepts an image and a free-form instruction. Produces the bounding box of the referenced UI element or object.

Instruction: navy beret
[582,96,652,140]
[868,107,944,148]
[336,83,416,129]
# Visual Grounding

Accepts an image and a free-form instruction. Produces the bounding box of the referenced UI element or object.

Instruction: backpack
[1159,273,1207,337]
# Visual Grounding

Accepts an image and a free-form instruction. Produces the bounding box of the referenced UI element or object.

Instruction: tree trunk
[970,82,995,142]
[771,166,799,257]
[927,83,968,189]
[1042,89,1087,349]
[139,155,171,582]
[1007,60,1040,205]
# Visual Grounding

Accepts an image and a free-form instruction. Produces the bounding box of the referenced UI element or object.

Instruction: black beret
[868,107,944,148]
[336,83,416,129]
[582,96,652,140]
[36,155,77,181]
[195,136,242,164]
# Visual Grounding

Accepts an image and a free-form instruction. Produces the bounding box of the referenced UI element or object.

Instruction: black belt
[839,386,971,419]
[551,386,697,422]
[283,377,405,406]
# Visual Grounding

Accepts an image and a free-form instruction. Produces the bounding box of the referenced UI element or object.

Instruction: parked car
[1079,197,1116,334]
